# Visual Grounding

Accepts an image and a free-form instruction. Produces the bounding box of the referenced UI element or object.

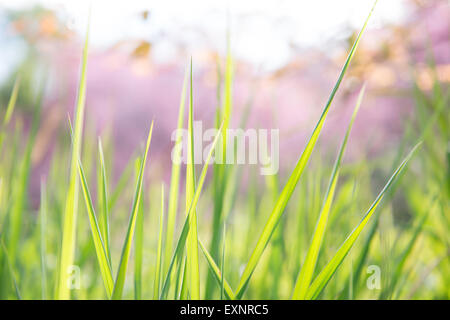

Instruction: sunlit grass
[0,0,448,300]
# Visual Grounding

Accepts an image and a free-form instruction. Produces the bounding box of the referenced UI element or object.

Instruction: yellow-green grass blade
[207,39,233,298]
[338,212,380,299]
[77,156,114,298]
[71,116,113,298]
[3,76,21,126]
[292,85,365,299]
[220,226,226,300]
[199,240,235,300]
[179,260,189,299]
[154,184,165,299]
[112,121,154,300]
[40,179,48,300]
[160,121,224,299]
[174,256,186,299]
[234,3,377,300]
[98,138,111,264]
[185,59,200,299]
[305,142,421,300]
[134,157,144,300]
[57,16,90,300]
[165,67,187,276]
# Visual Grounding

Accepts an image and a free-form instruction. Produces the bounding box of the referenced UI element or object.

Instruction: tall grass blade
[185,59,200,299]
[98,138,111,263]
[112,121,154,300]
[199,240,235,300]
[234,3,377,299]
[207,36,233,298]
[292,85,365,299]
[160,122,224,299]
[3,76,20,126]
[134,157,144,300]
[57,15,90,299]
[75,134,114,298]
[154,184,165,299]
[305,142,421,300]
[220,226,226,300]
[165,68,188,275]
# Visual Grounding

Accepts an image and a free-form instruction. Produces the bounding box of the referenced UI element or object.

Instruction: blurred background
[0,0,448,196]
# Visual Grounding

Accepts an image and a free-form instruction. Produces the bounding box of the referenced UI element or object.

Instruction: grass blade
[220,226,226,300]
[3,76,21,126]
[98,138,111,263]
[112,121,154,300]
[160,121,224,299]
[292,85,365,299]
[165,67,188,276]
[185,59,200,299]
[234,3,377,299]
[305,142,421,300]
[57,15,90,299]
[154,184,165,299]
[76,142,114,298]
[207,35,233,298]
[199,240,235,300]
[134,157,144,300]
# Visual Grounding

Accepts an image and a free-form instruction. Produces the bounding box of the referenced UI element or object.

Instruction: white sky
[1,0,409,70]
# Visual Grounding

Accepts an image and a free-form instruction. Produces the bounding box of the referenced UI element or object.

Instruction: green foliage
[0,1,448,300]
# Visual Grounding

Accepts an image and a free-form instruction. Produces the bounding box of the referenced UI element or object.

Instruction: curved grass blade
[3,75,21,126]
[305,142,421,300]
[98,138,111,263]
[207,35,233,298]
[77,156,114,298]
[292,85,365,299]
[165,67,188,276]
[174,256,186,299]
[338,212,379,299]
[68,117,114,298]
[134,157,144,300]
[185,59,200,299]
[57,14,90,299]
[160,121,224,299]
[199,240,235,300]
[234,2,377,299]
[111,121,154,300]
[154,184,165,299]
[220,226,226,300]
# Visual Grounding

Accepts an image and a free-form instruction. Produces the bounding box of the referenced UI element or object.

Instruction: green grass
[56,16,90,300]
[0,1,448,300]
